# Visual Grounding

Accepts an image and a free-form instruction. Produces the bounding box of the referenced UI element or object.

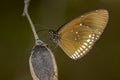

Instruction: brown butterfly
[49,9,109,60]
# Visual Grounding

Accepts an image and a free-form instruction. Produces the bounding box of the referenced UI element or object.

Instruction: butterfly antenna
[36,29,48,33]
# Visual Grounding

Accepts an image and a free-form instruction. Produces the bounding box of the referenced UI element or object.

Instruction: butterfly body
[49,9,109,60]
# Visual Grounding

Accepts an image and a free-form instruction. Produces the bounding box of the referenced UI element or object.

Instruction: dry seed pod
[29,43,58,80]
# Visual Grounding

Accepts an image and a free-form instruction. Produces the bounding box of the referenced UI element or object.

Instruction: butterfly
[49,9,109,60]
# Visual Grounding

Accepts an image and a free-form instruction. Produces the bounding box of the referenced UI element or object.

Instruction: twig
[22,0,58,80]
[23,0,43,45]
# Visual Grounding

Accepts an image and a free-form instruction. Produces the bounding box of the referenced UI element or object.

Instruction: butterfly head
[49,29,60,43]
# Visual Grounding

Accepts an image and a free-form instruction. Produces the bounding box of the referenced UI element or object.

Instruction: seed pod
[29,43,58,80]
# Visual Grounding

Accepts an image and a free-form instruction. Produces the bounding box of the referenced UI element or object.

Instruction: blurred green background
[0,0,120,80]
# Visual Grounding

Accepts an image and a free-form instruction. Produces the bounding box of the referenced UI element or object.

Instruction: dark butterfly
[49,9,109,60]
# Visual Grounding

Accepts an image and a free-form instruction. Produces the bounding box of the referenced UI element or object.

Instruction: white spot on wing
[92,33,95,36]
[88,45,91,48]
[80,23,83,26]
[89,42,92,44]
[96,10,98,12]
[71,55,75,59]
[77,49,80,53]
[83,51,85,54]
[84,42,88,46]
[80,53,83,56]
[81,15,84,17]
[85,48,88,51]
[80,47,83,51]
[96,35,99,38]
[82,45,86,49]
[91,39,94,42]
[95,37,98,40]
[75,51,78,55]
[75,32,78,34]
[89,34,92,38]
[75,51,80,57]
[87,39,90,42]
[70,55,73,59]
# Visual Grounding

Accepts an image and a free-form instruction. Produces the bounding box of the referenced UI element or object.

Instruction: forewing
[58,9,109,60]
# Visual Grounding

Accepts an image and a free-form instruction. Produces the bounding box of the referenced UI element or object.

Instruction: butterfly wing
[58,9,109,60]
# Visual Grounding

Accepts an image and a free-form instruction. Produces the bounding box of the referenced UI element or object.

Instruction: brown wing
[58,9,109,60]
